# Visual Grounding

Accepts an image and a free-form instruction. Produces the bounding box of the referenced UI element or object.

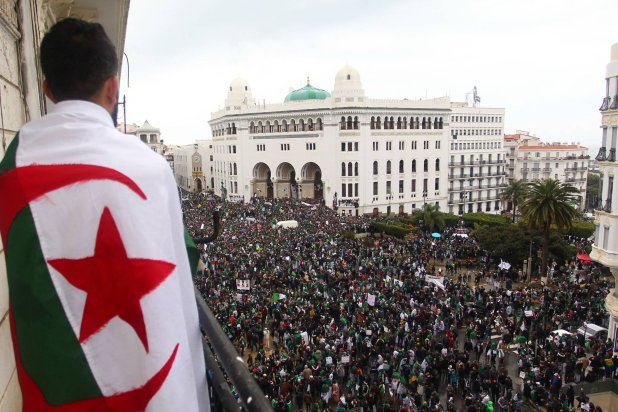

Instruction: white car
[576,323,608,340]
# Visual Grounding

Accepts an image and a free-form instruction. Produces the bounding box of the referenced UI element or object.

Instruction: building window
[341,142,346,151]
[386,180,392,194]
[373,181,378,195]
[347,162,353,176]
[386,142,392,151]
[354,142,359,151]
[386,160,392,174]
[354,162,359,176]
[342,183,347,197]
[341,162,346,176]
[423,178,428,192]
[399,160,404,173]
[434,178,439,191]
[423,141,429,150]
[280,144,290,151]
[256,144,266,151]
[399,179,404,193]
[399,141,405,150]
[435,140,441,149]
[435,159,440,171]
[411,179,416,193]
[355,183,359,196]
[423,159,428,172]
[373,142,379,151]
[411,160,416,173]
[373,161,378,175]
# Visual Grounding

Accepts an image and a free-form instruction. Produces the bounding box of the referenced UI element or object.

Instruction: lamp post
[422,191,428,206]
[387,193,393,215]
[271,176,276,199]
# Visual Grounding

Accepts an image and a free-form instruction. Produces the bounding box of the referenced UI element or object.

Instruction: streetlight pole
[460,191,468,214]
[422,191,428,206]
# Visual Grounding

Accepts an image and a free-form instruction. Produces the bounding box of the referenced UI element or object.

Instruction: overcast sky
[119,0,618,153]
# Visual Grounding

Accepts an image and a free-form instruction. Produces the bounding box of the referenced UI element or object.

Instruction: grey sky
[120,0,618,153]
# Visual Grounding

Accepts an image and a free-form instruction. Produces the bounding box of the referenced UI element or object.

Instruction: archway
[194,178,203,193]
[301,162,323,200]
[275,162,296,199]
[252,162,272,198]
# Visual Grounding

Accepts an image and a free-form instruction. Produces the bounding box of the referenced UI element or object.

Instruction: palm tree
[500,179,527,223]
[519,179,580,278]
[422,203,444,232]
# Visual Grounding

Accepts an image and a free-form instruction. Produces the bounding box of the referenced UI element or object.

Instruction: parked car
[576,323,608,340]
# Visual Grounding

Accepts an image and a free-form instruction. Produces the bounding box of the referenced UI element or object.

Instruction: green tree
[519,179,580,278]
[500,179,528,223]
[421,203,444,232]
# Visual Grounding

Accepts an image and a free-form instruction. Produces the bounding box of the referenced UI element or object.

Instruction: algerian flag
[273,292,287,301]
[0,102,209,411]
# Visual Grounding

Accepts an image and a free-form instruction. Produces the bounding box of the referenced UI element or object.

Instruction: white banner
[367,293,376,306]
[236,279,250,290]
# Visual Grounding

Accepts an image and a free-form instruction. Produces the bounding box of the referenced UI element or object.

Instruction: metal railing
[193,211,273,412]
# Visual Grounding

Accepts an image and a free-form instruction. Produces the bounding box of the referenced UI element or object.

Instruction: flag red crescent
[0,164,147,245]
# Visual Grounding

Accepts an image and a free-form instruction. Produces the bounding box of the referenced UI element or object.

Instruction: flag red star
[48,207,175,352]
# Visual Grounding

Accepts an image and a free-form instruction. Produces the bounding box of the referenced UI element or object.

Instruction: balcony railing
[611,96,618,110]
[600,96,611,111]
[609,149,617,162]
[596,147,607,161]
[193,211,273,412]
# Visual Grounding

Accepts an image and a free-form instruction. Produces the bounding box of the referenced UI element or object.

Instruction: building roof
[518,145,588,150]
[284,79,331,102]
[504,134,521,141]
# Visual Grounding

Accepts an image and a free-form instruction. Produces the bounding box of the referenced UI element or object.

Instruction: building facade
[504,131,589,210]
[448,103,507,214]
[208,66,483,216]
[0,1,130,408]
[591,42,618,350]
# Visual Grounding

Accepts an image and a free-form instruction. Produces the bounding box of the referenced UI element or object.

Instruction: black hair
[40,18,118,101]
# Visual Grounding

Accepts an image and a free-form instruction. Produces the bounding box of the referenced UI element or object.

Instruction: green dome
[284,78,330,102]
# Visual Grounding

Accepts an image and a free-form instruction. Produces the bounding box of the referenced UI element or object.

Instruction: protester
[186,193,612,411]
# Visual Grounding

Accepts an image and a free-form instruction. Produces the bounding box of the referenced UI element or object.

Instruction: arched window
[411,160,417,173]
[421,117,426,129]
[231,122,237,134]
[308,118,314,131]
[386,160,391,174]
[282,120,288,132]
[317,118,323,130]
[439,117,444,129]
[376,116,382,130]
[415,117,420,129]
[427,117,432,129]
[403,117,408,129]
[373,161,378,175]
[424,159,428,172]
[399,160,404,173]
[433,118,439,129]
[353,116,359,129]
[341,162,346,176]
[370,116,376,129]
[299,119,305,131]
[290,119,296,131]
[249,121,255,133]
[354,162,359,176]
[397,117,402,129]
[341,116,346,130]
[390,116,395,129]
[347,116,353,130]
[233,163,237,175]
[347,162,353,176]
[435,159,440,171]
[266,120,271,133]
[273,120,279,132]
[258,121,263,133]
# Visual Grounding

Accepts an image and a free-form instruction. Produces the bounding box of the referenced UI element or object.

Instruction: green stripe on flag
[3,134,101,404]
[184,228,199,276]
[0,132,19,170]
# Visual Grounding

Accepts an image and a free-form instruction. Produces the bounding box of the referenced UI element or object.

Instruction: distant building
[591,42,618,349]
[448,103,507,214]
[118,120,165,154]
[504,131,589,210]
[207,67,514,215]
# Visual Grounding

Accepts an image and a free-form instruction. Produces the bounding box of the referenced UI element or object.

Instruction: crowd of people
[182,193,614,412]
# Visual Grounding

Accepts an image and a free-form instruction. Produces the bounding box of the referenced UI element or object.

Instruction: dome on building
[332,65,365,100]
[284,78,331,102]
[225,77,254,108]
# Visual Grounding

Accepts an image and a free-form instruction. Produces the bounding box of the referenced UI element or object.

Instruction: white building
[504,131,589,210]
[591,42,618,348]
[208,66,455,216]
[448,103,506,214]
[173,142,213,194]
[0,1,130,408]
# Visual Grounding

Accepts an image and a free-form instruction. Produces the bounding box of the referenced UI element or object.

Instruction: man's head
[40,18,119,112]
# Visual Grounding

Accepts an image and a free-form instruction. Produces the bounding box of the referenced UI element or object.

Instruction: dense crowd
[183,193,613,412]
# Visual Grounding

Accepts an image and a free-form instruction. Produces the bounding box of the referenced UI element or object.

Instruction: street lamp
[422,191,428,205]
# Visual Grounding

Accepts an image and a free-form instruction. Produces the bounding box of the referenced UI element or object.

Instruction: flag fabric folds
[0,101,209,411]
